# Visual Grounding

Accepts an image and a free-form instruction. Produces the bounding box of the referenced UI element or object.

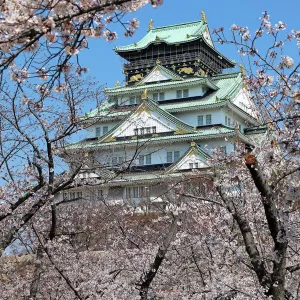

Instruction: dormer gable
[99,98,195,143]
[137,64,183,85]
[167,142,210,173]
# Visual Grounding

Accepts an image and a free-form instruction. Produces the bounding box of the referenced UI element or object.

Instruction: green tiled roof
[105,77,218,95]
[115,20,208,52]
[66,126,248,151]
[85,72,245,121]
[160,72,243,112]
[102,171,209,186]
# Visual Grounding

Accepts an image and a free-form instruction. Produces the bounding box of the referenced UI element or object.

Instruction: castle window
[153,92,165,101]
[146,127,151,134]
[134,128,138,135]
[183,89,189,97]
[146,154,151,165]
[96,127,101,137]
[126,186,149,198]
[220,146,227,156]
[152,126,157,133]
[176,90,182,99]
[198,115,204,126]
[159,92,165,101]
[139,155,144,165]
[206,114,212,125]
[133,187,139,198]
[174,151,180,161]
[167,152,173,163]
[140,128,145,135]
[189,163,194,169]
[129,97,136,105]
[167,151,180,163]
[228,118,231,127]
[112,157,118,165]
[177,89,189,99]
[103,126,108,135]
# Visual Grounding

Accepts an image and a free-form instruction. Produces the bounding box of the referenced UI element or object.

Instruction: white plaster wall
[174,109,226,127]
[232,89,256,117]
[200,139,235,154]
[86,121,119,138]
[95,143,191,166]
[177,153,208,170]
[115,110,178,137]
[115,85,206,106]
[94,140,235,166]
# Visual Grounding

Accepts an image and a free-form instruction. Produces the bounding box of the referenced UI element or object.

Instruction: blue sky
[78,0,299,113]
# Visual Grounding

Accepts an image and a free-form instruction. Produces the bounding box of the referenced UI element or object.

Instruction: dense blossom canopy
[0,5,299,300]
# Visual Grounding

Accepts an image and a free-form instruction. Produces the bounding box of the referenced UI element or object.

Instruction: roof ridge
[150,20,204,32]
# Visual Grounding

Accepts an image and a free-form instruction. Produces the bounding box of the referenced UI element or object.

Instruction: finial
[200,10,207,23]
[216,96,220,102]
[141,89,148,100]
[114,81,120,87]
[148,19,154,32]
[156,58,161,65]
[191,141,196,147]
[239,64,246,77]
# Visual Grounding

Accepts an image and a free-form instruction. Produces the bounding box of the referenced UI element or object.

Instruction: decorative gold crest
[148,19,154,32]
[141,89,148,100]
[129,74,143,82]
[200,10,207,23]
[177,67,194,75]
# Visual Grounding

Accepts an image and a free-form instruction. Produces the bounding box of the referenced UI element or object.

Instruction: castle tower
[64,17,261,208]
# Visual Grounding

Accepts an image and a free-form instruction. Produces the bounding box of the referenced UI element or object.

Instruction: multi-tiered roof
[67,16,263,187]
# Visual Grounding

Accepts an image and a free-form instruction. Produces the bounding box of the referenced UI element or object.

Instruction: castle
[63,13,261,209]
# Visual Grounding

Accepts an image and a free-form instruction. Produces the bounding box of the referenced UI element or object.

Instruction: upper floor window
[103,126,108,135]
[96,127,101,137]
[167,151,180,163]
[96,126,109,137]
[220,146,227,156]
[153,92,165,101]
[139,155,144,166]
[139,154,152,165]
[126,186,150,198]
[176,90,182,99]
[134,126,156,136]
[206,114,212,125]
[189,162,199,169]
[198,114,212,126]
[183,89,189,97]
[176,89,189,99]
[128,96,140,106]
[198,115,204,126]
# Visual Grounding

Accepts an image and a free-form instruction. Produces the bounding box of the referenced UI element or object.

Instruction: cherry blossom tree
[1,6,300,300]
[0,0,164,253]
